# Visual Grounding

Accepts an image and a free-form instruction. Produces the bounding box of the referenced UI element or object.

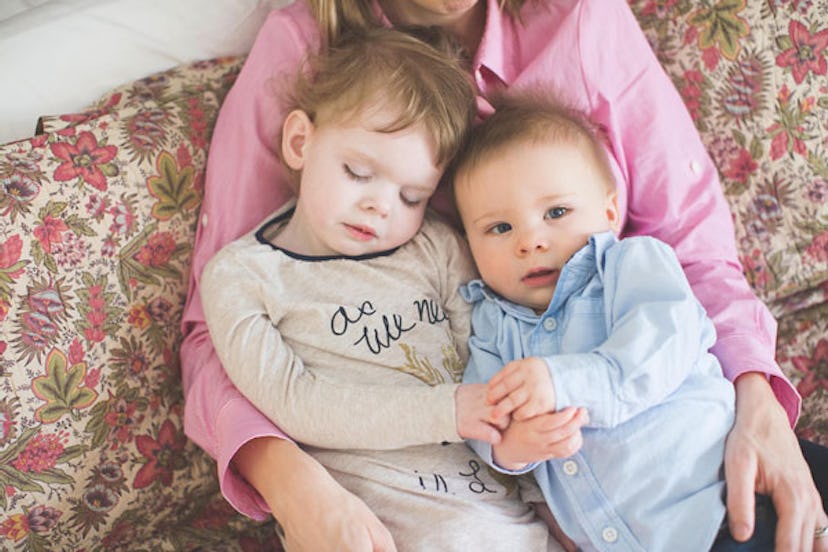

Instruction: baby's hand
[487,357,556,420]
[455,384,509,445]
[492,407,588,470]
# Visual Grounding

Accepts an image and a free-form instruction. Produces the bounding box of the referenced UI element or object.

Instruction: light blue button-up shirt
[461,232,735,551]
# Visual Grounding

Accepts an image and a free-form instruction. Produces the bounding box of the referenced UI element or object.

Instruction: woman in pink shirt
[181,0,827,550]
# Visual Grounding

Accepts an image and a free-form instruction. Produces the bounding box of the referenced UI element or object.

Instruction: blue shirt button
[543,317,557,331]
[563,460,578,476]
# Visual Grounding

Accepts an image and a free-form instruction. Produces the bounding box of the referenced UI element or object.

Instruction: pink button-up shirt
[181,0,800,520]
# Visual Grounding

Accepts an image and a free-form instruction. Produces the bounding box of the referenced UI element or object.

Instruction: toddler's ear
[281,110,313,171]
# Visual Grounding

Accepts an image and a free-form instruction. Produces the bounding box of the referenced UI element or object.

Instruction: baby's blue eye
[489,222,512,235]
[545,207,568,219]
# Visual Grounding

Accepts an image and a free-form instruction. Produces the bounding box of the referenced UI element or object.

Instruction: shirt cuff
[712,334,801,427]
[216,397,291,520]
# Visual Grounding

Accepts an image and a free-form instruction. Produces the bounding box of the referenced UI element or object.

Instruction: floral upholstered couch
[0,1,826,549]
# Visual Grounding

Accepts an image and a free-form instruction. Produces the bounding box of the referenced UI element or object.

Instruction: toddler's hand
[487,357,556,420]
[492,407,587,470]
[455,384,509,445]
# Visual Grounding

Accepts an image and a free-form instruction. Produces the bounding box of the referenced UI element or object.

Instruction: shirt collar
[460,231,619,317]
[473,0,513,84]
[371,0,515,85]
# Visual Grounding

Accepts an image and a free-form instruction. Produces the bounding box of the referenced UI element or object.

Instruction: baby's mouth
[521,267,559,288]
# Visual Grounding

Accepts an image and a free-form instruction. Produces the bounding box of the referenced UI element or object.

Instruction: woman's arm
[575,0,799,419]
[179,2,319,519]
[234,437,397,552]
[573,1,822,546]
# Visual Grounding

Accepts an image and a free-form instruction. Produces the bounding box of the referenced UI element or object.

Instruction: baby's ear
[605,191,621,233]
[281,109,313,171]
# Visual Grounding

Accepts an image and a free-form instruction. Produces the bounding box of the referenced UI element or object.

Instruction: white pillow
[0,0,290,144]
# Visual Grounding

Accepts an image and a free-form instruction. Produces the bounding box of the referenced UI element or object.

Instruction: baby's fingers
[536,408,587,441]
[486,364,526,404]
[512,395,557,421]
[490,386,531,419]
[542,428,583,458]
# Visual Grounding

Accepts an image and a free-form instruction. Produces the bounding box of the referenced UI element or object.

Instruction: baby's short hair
[453,89,616,191]
[286,26,476,168]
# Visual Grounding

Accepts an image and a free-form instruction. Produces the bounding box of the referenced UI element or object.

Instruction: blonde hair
[453,89,616,192]
[285,26,476,168]
[309,0,529,50]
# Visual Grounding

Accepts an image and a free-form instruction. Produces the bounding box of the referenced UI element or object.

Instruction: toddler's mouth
[345,223,377,241]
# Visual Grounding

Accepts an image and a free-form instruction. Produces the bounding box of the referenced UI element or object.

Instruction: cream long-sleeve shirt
[200,208,560,550]
[201,209,473,449]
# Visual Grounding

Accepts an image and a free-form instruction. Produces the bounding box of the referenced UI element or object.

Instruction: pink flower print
[105,398,142,448]
[723,148,758,184]
[68,338,85,365]
[108,203,135,236]
[83,285,107,344]
[679,70,704,121]
[50,131,118,191]
[33,215,68,254]
[134,232,176,267]
[806,230,828,263]
[85,367,101,390]
[53,232,89,269]
[11,432,66,473]
[776,20,828,84]
[740,248,771,290]
[85,194,109,220]
[133,420,186,488]
[701,47,720,71]
[791,339,828,398]
[0,235,24,276]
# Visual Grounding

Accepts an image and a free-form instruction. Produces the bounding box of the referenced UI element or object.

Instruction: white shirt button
[201,213,209,227]
[562,460,578,476]
[690,160,702,174]
[543,317,557,331]
[602,527,618,543]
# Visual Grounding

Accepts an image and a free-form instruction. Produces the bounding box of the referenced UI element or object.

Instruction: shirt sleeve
[461,301,536,474]
[178,5,317,520]
[199,244,461,452]
[576,0,800,424]
[548,238,722,428]
[427,215,479,366]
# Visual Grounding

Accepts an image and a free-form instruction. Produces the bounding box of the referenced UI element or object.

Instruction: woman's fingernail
[733,523,751,540]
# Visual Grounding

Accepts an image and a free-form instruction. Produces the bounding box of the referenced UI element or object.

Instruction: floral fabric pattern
[0,1,825,549]
[629,0,828,442]
[0,57,280,551]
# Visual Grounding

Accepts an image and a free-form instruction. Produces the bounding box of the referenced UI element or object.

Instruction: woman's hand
[235,437,397,551]
[725,373,828,552]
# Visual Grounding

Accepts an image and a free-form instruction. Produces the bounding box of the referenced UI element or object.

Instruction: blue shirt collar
[460,231,618,317]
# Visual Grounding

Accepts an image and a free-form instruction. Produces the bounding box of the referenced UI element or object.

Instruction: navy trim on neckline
[254,208,401,262]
